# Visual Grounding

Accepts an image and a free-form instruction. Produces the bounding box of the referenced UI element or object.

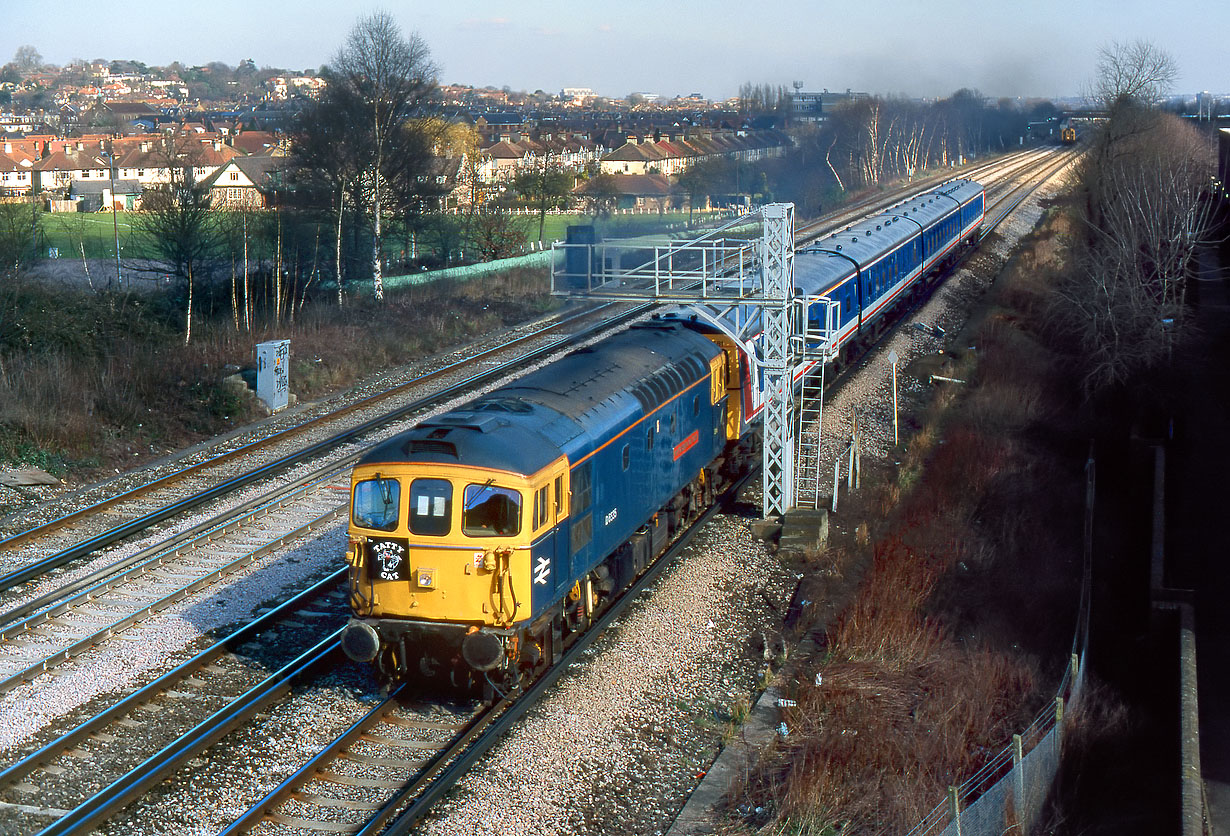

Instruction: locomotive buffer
[552,204,835,520]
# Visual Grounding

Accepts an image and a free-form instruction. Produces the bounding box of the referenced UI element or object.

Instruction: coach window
[353,476,401,532]
[462,483,522,537]
[408,478,451,536]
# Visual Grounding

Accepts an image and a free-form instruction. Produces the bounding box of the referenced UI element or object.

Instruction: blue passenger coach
[794,178,985,357]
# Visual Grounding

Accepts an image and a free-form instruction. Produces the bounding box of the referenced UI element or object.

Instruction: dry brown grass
[0,267,554,475]
[728,208,1084,834]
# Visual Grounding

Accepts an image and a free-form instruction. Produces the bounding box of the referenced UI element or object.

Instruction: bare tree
[1090,39,1178,109]
[12,46,41,75]
[1056,109,1217,392]
[467,210,528,260]
[323,11,438,301]
[133,136,219,345]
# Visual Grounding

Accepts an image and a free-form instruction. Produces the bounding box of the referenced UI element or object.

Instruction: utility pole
[105,141,123,289]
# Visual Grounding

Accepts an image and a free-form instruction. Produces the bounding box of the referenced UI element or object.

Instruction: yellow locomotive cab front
[345,463,536,627]
[339,456,568,686]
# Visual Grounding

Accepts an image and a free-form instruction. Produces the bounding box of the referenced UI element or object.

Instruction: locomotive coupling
[340,618,381,662]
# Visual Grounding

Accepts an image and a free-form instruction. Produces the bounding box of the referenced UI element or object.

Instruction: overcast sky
[3,0,1225,101]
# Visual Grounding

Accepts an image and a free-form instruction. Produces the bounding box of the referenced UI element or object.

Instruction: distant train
[339,179,985,696]
[1061,125,1077,144]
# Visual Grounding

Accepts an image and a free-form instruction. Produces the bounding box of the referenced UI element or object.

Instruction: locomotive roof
[356,322,719,476]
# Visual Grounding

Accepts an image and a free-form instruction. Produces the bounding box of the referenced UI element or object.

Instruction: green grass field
[40,211,152,261]
[34,208,732,265]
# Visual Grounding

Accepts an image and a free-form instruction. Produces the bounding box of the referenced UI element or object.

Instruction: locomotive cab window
[409,478,451,536]
[353,477,401,532]
[462,483,522,537]
[533,485,550,530]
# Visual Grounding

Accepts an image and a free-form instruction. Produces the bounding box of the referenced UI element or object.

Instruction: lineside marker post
[888,349,899,446]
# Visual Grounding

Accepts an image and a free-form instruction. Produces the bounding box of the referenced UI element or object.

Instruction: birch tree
[320,12,438,301]
[133,135,218,345]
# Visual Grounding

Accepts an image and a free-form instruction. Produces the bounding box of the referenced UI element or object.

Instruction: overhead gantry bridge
[551,205,838,520]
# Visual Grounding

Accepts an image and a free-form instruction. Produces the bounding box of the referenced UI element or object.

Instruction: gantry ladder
[793,299,841,510]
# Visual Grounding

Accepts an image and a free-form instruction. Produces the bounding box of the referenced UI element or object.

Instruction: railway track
[0,148,1052,609]
[0,149,1077,836]
[1,462,752,836]
[0,572,349,834]
[0,303,634,585]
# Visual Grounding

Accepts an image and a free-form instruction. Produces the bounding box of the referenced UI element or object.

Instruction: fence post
[948,786,962,836]
[1055,695,1066,747]
[831,456,841,513]
[1013,733,1026,832]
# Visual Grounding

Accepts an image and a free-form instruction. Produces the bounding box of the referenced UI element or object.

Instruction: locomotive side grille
[630,355,709,412]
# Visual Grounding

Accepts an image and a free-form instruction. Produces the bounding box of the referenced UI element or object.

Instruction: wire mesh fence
[906,454,1095,836]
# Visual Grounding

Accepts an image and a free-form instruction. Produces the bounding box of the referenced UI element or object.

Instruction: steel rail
[0,457,350,629]
[0,305,652,594]
[33,633,344,836]
[0,500,343,694]
[0,569,345,789]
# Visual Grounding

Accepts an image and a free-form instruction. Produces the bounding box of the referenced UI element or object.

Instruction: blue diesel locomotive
[339,322,752,694]
[339,178,985,694]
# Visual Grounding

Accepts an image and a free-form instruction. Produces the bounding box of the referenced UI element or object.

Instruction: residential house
[0,153,33,196]
[200,155,283,209]
[575,172,674,212]
[114,135,240,190]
